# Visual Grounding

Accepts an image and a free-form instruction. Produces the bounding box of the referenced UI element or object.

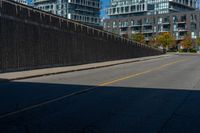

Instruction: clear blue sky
[101,0,109,18]
[27,0,109,17]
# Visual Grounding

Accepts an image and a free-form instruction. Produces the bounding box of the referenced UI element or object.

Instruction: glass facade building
[33,0,101,27]
[107,0,197,18]
[104,0,199,43]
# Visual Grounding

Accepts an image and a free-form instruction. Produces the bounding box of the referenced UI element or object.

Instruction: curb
[0,54,170,82]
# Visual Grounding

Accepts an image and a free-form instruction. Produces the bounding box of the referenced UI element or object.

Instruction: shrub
[189,48,197,53]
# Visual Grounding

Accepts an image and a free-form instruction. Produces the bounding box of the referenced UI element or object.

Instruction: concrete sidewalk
[0,54,171,81]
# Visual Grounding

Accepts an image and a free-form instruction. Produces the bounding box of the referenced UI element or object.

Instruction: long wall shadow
[0,81,200,133]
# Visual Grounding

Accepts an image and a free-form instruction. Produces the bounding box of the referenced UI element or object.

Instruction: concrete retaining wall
[0,0,163,73]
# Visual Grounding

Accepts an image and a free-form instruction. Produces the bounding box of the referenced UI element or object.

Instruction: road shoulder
[0,54,171,81]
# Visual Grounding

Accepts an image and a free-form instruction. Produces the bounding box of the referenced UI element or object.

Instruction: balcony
[174,21,186,24]
[162,22,170,25]
[34,0,51,4]
[174,28,187,32]
[176,36,185,40]
[145,37,151,41]
[142,23,152,26]
[178,28,187,32]
[69,0,100,9]
[143,29,154,33]
[158,29,170,33]
[120,31,128,35]
[131,24,142,27]
[131,30,141,34]
[120,27,128,31]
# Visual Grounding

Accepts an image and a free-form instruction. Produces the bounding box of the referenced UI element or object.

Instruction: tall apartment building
[33,0,101,27]
[107,0,197,18]
[104,0,199,44]
[13,0,28,5]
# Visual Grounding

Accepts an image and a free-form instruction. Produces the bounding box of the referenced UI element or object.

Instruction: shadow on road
[0,81,200,133]
[0,78,10,82]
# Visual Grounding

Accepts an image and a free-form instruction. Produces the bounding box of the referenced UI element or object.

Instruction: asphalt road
[1,54,200,133]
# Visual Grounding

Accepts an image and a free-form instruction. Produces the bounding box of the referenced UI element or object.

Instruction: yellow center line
[98,59,187,86]
[0,58,187,119]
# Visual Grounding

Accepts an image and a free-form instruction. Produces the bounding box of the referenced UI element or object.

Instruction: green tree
[131,33,145,44]
[196,36,200,51]
[181,34,193,51]
[148,35,159,48]
[157,32,175,49]
[197,37,200,46]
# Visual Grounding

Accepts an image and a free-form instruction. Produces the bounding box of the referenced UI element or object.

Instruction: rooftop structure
[13,0,28,5]
[33,0,101,27]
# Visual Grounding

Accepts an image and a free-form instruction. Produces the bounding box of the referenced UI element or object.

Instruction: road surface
[1,54,200,133]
